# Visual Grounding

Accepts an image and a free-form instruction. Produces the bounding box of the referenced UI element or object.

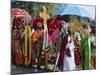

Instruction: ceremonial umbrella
[53,5,95,19]
[11,8,32,29]
[11,8,32,18]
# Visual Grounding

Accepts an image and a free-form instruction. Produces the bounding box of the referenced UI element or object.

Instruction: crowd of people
[11,7,96,72]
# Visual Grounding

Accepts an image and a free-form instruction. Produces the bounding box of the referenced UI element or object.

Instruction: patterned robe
[80,35,91,70]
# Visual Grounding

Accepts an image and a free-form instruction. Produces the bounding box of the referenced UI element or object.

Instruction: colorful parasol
[11,8,32,29]
[11,8,32,18]
[53,5,95,19]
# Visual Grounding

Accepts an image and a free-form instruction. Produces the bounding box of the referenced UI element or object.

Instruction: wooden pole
[28,26,32,64]
[45,51,48,70]
[24,25,28,65]
[39,6,50,70]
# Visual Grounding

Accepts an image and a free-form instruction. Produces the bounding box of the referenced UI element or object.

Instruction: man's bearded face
[37,22,43,30]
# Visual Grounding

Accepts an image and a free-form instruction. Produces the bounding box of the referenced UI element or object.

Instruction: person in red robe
[73,33,80,65]
[59,30,73,70]
[12,26,21,65]
[58,35,68,70]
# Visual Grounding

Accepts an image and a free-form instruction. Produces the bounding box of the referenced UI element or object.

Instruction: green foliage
[11,1,60,18]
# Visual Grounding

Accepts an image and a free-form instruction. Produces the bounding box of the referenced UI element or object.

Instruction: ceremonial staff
[39,6,50,70]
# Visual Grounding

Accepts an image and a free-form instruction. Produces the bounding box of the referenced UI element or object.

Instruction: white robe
[63,38,76,71]
[43,24,48,50]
